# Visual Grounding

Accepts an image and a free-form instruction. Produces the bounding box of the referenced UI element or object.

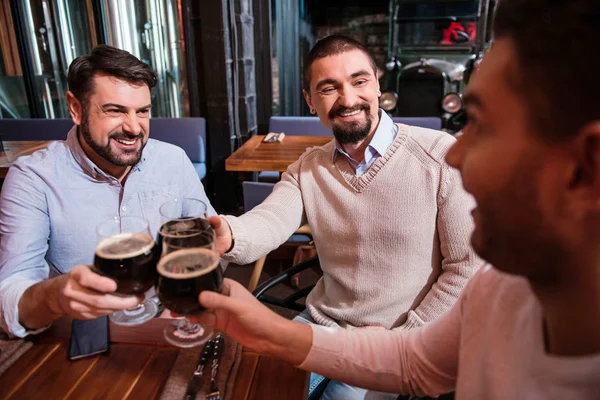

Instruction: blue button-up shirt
[333,110,398,176]
[0,127,215,337]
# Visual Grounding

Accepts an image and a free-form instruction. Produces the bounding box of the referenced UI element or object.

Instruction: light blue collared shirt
[0,127,215,337]
[332,110,398,176]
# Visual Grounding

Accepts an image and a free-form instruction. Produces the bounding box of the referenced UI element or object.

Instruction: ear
[565,122,600,213]
[303,89,314,111]
[66,91,83,125]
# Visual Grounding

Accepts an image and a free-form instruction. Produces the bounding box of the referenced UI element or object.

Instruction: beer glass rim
[159,198,208,222]
[158,224,216,240]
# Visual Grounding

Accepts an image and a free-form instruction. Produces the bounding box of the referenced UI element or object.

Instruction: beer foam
[96,232,155,260]
[157,248,220,279]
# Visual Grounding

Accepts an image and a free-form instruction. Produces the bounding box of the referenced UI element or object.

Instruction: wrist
[225,238,235,254]
[18,278,64,330]
[43,277,66,317]
[263,318,313,365]
[223,218,235,254]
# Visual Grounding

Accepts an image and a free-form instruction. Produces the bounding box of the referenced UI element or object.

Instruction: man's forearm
[262,319,313,366]
[18,277,64,330]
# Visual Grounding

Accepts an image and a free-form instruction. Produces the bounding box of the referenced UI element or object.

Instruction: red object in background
[467,22,477,41]
[441,21,477,44]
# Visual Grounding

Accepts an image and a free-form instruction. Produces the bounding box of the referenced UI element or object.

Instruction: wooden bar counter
[0,317,308,400]
[226,135,331,172]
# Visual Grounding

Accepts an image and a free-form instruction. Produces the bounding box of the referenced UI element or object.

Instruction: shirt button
[121,205,127,212]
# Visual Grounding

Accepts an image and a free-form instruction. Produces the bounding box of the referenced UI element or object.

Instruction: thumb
[199,290,236,311]
[73,265,117,293]
[208,216,223,231]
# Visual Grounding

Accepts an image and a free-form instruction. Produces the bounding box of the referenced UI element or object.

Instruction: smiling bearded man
[211,35,483,400]
[0,45,216,339]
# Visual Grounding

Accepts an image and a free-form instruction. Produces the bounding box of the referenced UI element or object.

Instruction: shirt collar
[66,126,148,180]
[332,109,395,163]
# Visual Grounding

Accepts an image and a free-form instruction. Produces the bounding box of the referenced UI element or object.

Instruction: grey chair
[268,116,332,136]
[0,118,73,140]
[149,118,207,179]
[391,116,442,130]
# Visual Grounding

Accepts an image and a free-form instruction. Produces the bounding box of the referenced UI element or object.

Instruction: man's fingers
[69,301,116,316]
[71,265,117,293]
[208,216,222,230]
[65,284,141,311]
[199,290,232,310]
[191,310,218,328]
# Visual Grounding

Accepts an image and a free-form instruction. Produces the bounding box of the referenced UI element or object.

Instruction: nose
[445,135,464,171]
[122,111,142,135]
[337,84,359,108]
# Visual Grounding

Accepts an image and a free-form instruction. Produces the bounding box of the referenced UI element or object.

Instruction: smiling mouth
[114,137,139,146]
[338,109,362,117]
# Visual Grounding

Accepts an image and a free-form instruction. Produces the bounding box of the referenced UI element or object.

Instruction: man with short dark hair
[0,45,214,337]
[212,35,481,399]
[194,0,600,397]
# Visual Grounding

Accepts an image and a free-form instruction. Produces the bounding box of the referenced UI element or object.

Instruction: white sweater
[224,124,481,329]
[300,266,600,399]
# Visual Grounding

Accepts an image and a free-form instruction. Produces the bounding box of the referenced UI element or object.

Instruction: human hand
[186,279,312,364]
[208,216,233,255]
[50,265,142,320]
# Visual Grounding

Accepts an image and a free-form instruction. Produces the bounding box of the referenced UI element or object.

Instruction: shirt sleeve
[299,272,473,397]
[222,154,306,266]
[0,164,52,337]
[397,161,482,330]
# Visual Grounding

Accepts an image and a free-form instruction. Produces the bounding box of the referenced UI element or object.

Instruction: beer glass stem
[179,318,201,335]
[123,303,145,316]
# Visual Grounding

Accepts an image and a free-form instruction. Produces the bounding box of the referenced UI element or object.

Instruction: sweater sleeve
[299,277,468,396]
[398,161,482,330]
[221,154,307,265]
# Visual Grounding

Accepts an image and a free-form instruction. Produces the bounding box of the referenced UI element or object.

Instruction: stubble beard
[473,158,569,283]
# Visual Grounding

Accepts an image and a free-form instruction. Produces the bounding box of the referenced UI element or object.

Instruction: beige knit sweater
[223,124,481,330]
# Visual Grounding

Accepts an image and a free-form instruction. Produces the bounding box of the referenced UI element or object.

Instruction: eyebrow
[350,70,371,79]
[315,70,372,92]
[102,103,152,112]
[315,78,338,92]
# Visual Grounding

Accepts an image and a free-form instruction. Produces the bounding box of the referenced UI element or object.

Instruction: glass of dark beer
[157,228,223,347]
[94,216,160,326]
[159,198,212,235]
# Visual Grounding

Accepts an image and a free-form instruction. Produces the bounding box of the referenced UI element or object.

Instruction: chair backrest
[268,116,331,136]
[242,181,275,211]
[268,115,442,134]
[0,118,74,140]
[391,117,442,130]
[149,118,207,179]
[0,117,208,179]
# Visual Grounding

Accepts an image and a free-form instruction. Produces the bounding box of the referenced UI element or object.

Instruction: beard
[329,102,372,145]
[79,112,146,167]
[472,156,569,283]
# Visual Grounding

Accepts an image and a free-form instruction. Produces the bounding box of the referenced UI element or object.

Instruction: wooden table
[0,141,53,178]
[0,318,308,400]
[226,135,331,172]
